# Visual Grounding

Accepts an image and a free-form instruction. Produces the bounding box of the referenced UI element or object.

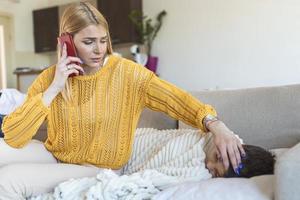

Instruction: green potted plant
[129,10,167,72]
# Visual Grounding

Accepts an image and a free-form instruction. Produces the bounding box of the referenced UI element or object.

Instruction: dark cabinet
[33,6,59,53]
[32,1,141,53]
[97,0,142,44]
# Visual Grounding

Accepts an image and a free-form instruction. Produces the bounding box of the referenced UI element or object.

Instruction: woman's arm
[144,74,245,171]
[42,84,61,107]
[2,69,53,148]
[144,75,217,132]
[42,42,83,107]
[2,43,83,148]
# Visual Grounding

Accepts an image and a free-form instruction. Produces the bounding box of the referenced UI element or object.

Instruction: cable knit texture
[2,55,216,169]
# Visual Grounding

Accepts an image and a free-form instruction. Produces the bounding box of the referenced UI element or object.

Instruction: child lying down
[122,128,274,178]
[30,129,275,200]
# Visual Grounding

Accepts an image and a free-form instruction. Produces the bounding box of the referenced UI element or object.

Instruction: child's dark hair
[225,145,275,178]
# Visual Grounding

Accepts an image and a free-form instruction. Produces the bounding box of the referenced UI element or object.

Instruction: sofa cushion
[179,84,300,149]
[275,142,300,200]
[269,148,289,159]
[153,175,274,200]
[137,108,177,129]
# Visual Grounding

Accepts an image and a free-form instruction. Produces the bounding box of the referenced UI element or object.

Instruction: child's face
[205,145,226,177]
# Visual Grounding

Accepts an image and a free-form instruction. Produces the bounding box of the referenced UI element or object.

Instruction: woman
[0,2,244,198]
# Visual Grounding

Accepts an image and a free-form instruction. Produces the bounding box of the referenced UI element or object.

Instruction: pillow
[269,148,289,159]
[153,175,274,200]
[178,121,196,130]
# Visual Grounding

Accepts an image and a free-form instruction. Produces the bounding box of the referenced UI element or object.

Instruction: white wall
[144,0,300,90]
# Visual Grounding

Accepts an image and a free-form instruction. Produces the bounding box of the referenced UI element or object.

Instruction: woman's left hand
[207,120,245,171]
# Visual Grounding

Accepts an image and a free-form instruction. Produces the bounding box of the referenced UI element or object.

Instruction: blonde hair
[58,1,113,102]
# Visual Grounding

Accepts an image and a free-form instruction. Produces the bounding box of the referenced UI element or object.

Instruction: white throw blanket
[123,128,212,179]
[0,88,26,115]
[30,128,212,200]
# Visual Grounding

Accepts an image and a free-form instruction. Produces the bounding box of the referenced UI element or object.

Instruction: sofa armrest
[275,142,300,200]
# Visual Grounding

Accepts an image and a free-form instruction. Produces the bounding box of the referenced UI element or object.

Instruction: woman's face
[73,24,108,69]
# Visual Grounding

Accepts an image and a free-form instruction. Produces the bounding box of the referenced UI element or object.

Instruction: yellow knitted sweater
[2,55,217,169]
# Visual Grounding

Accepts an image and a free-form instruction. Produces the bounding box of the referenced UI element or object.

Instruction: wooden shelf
[14,68,45,93]
[13,69,44,75]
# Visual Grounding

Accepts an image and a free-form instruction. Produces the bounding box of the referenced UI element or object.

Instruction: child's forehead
[203,133,216,154]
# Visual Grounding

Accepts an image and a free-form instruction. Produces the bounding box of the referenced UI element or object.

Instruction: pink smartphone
[57,33,82,77]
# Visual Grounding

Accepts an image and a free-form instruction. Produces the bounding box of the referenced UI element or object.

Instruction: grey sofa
[34,83,300,200]
[137,83,300,200]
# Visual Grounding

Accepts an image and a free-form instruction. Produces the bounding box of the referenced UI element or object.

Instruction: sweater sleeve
[144,74,217,132]
[2,68,53,148]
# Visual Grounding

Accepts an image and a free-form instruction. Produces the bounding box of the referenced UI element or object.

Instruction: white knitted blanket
[30,128,211,200]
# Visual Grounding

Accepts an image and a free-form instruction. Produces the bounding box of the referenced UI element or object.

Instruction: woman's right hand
[51,42,84,92]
